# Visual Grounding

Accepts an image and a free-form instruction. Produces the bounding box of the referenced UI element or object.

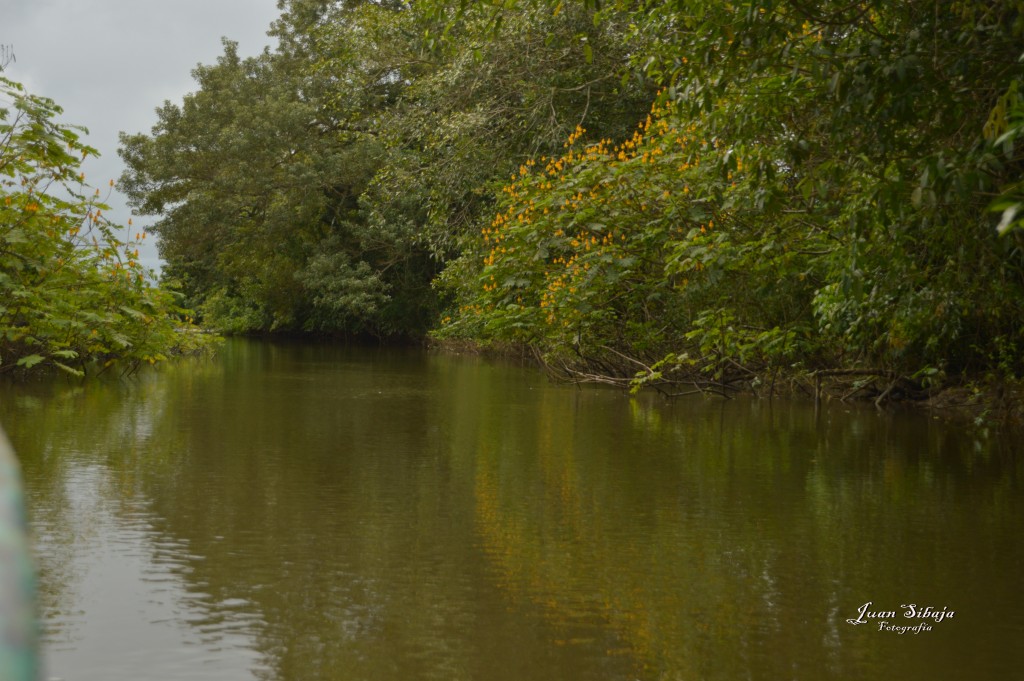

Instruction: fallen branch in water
[812,368,927,407]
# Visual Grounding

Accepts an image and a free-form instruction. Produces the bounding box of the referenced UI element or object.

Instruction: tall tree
[120,40,395,334]
[122,0,653,337]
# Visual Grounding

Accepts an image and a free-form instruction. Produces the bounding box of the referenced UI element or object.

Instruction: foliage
[437,99,815,380]
[991,85,1024,235]
[372,0,654,256]
[438,0,1024,384]
[0,76,212,376]
[119,24,441,337]
[119,0,1024,386]
[120,1,653,339]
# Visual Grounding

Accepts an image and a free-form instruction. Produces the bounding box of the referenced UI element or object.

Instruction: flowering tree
[437,0,1024,388]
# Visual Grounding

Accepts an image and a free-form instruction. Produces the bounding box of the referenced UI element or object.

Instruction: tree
[122,1,653,338]
[0,76,210,376]
[119,40,399,335]
[437,0,1024,385]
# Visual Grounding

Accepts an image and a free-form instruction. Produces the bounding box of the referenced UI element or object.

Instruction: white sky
[3,0,282,271]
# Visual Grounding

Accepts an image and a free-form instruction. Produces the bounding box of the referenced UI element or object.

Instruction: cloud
[3,0,281,271]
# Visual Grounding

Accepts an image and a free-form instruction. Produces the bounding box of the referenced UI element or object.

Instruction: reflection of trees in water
[5,372,178,645]
[161,344,626,680]
[0,362,268,670]
[3,343,1023,680]
[30,342,489,679]
[467,389,1024,680]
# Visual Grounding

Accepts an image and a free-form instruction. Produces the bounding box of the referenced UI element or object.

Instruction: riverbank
[429,337,1024,426]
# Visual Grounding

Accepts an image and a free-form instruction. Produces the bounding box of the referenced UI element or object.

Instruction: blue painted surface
[0,428,38,681]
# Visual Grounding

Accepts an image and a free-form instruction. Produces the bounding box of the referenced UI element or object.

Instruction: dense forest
[7,1,1024,391]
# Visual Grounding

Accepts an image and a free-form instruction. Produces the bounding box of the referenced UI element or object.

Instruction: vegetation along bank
[4,1,1024,410]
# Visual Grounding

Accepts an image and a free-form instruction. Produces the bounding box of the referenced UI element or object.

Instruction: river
[1,339,1021,680]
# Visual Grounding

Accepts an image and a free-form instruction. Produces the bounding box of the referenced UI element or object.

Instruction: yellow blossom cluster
[452,87,747,336]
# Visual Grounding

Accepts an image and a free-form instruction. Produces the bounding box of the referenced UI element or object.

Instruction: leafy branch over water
[0,76,214,376]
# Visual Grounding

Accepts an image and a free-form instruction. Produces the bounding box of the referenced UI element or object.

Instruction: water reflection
[0,339,1021,680]
[6,363,268,680]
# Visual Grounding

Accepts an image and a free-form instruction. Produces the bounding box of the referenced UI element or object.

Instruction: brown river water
[1,339,1021,680]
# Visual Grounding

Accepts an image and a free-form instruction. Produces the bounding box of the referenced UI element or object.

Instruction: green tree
[119,40,403,335]
[437,0,1024,385]
[0,76,210,376]
[370,0,654,259]
[122,1,653,339]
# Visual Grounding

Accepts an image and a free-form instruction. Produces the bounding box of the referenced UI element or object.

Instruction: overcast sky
[3,0,283,270]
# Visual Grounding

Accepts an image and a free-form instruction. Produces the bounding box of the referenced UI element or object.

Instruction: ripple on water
[28,459,268,681]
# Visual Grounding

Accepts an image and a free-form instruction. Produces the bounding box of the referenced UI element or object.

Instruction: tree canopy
[436,0,1024,386]
[119,0,652,338]
[119,0,1024,388]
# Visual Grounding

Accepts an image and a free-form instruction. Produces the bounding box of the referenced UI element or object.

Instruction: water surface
[1,340,1021,680]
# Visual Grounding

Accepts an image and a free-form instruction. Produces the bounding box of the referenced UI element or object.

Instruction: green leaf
[910,186,922,208]
[15,354,45,368]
